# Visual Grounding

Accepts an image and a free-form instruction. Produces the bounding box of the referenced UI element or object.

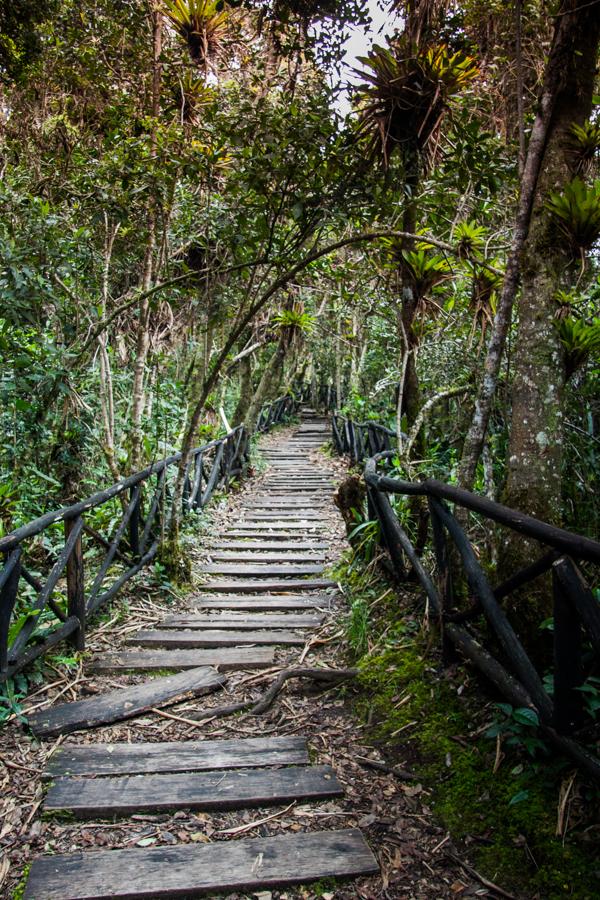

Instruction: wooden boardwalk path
[22,412,379,899]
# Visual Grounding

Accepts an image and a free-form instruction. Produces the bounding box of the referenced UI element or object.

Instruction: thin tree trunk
[232,354,254,426]
[128,9,162,473]
[245,335,288,428]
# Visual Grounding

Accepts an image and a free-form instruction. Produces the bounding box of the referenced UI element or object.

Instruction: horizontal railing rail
[332,418,600,780]
[0,395,294,683]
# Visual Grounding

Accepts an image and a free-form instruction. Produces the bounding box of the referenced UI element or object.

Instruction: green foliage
[546,178,600,253]
[566,120,600,175]
[452,219,486,258]
[555,316,600,378]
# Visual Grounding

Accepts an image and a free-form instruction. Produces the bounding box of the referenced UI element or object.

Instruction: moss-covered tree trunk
[500,2,600,641]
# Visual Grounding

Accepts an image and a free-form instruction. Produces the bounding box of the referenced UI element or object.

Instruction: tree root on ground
[185,667,358,722]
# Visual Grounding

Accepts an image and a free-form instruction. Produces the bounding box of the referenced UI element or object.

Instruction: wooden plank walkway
[22,412,379,898]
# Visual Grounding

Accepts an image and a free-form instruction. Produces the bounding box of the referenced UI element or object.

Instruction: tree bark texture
[503,5,600,524]
[457,1,591,491]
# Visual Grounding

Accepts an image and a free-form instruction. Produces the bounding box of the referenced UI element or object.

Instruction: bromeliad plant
[555,316,600,379]
[163,0,230,70]
[354,41,478,168]
[545,178,600,256]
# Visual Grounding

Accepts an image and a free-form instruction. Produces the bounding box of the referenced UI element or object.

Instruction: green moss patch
[342,559,600,899]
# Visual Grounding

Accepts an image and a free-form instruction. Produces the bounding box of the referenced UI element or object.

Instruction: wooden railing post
[552,563,584,734]
[428,499,455,664]
[0,549,22,678]
[65,516,85,652]
[129,486,141,558]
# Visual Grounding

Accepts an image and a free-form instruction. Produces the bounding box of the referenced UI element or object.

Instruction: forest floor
[1,425,516,900]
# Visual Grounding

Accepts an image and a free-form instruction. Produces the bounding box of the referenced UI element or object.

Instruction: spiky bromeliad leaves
[453,220,486,259]
[396,247,452,317]
[555,316,600,379]
[354,42,478,168]
[163,0,230,70]
[545,178,600,255]
[565,121,600,176]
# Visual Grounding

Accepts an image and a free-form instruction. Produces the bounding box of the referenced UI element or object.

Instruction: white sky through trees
[332,0,400,116]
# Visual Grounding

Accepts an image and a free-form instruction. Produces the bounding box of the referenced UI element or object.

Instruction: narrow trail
[19,412,379,899]
[5,412,491,900]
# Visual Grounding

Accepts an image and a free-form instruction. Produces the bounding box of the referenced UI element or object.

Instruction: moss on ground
[342,558,600,900]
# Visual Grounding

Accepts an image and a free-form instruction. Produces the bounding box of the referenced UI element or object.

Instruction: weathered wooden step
[126,628,306,648]
[195,595,332,611]
[212,541,329,551]
[89,647,275,673]
[210,552,326,563]
[26,667,225,740]
[161,613,324,629]
[225,531,329,541]
[24,828,378,899]
[230,523,326,532]
[44,764,343,818]
[197,578,336,593]
[241,513,326,520]
[46,735,310,778]
[199,564,325,576]
[246,497,329,504]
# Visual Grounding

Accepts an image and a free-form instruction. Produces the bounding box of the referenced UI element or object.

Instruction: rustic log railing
[332,413,395,464]
[332,418,600,780]
[0,395,294,683]
[255,394,297,433]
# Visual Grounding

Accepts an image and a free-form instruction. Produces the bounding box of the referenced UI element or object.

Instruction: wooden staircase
[23,412,379,899]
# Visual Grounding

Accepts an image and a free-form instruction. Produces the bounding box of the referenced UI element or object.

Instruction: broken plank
[125,628,306,648]
[89,647,275,673]
[45,735,309,778]
[43,764,343,818]
[26,667,225,740]
[24,828,379,899]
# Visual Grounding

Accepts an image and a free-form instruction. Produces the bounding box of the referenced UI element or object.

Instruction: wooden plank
[210,552,326,562]
[126,628,306,647]
[199,564,325,576]
[26,667,226,740]
[160,613,324,629]
[239,521,326,528]
[24,828,379,899]
[245,499,328,506]
[212,541,329,551]
[224,531,331,540]
[46,735,309,778]
[241,513,325,520]
[89,647,275,673]
[197,578,336,593]
[232,523,326,530]
[194,596,332,611]
[44,764,343,818]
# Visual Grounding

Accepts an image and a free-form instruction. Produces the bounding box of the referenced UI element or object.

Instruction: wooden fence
[332,415,600,780]
[0,395,297,683]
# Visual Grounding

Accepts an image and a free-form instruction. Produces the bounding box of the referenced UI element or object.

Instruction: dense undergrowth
[337,555,600,899]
